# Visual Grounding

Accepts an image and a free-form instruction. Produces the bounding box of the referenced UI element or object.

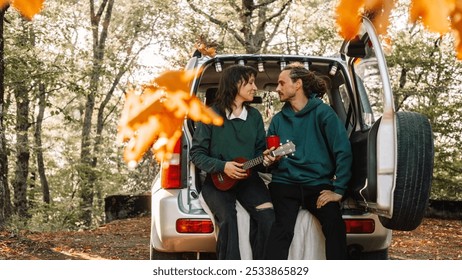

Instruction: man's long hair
[214,65,257,115]
[284,62,327,98]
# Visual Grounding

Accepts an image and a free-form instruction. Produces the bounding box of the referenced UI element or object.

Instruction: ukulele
[211,141,296,191]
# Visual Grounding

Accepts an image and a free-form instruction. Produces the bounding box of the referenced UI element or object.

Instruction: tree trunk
[35,83,50,204]
[91,11,152,209]
[0,7,6,227]
[79,0,114,226]
[12,83,30,217]
[0,6,13,227]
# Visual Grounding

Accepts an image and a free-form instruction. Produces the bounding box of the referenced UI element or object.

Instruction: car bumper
[151,187,391,255]
[151,188,216,253]
[345,213,392,252]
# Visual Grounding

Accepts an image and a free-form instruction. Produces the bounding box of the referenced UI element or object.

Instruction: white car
[149,17,433,260]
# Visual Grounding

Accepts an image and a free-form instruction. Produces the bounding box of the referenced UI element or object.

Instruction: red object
[211,157,251,191]
[344,219,375,234]
[266,135,280,149]
[161,139,182,189]
[176,219,214,233]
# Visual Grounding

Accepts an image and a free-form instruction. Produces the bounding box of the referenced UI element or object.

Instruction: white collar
[226,106,248,120]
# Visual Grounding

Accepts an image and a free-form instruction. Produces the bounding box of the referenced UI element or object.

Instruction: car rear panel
[345,213,392,252]
[151,186,216,252]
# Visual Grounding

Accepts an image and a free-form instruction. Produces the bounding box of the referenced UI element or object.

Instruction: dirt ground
[0,216,461,260]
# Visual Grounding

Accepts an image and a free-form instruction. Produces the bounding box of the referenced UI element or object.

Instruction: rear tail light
[176,219,214,233]
[161,139,181,189]
[344,219,375,234]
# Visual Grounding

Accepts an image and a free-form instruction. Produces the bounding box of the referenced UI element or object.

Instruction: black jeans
[202,172,275,260]
[265,183,347,260]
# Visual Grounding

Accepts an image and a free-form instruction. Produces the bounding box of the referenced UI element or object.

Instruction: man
[264,62,353,260]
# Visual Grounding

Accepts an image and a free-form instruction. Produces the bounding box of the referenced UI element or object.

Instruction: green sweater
[190,105,266,174]
[267,98,352,196]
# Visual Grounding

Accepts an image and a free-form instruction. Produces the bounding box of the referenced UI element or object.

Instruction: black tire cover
[379,111,434,231]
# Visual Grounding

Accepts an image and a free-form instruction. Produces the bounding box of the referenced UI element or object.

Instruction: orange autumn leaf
[335,0,364,40]
[364,0,395,35]
[450,2,462,59]
[335,0,395,38]
[117,70,223,167]
[0,0,45,20]
[154,70,195,93]
[194,34,217,57]
[335,0,462,59]
[409,0,453,34]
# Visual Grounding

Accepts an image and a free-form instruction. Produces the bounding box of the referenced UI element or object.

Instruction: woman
[190,64,275,260]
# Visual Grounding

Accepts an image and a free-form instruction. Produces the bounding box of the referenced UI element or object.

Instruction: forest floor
[0,215,461,260]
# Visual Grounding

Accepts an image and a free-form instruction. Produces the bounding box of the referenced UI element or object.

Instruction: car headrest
[205,88,218,106]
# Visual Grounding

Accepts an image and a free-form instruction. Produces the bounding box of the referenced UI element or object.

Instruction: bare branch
[96,0,114,61]
[262,0,292,50]
[226,0,241,13]
[95,0,109,19]
[253,0,279,9]
[257,0,292,31]
[186,0,245,46]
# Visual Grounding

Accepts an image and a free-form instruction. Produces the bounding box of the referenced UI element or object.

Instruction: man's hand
[262,147,280,167]
[317,190,342,208]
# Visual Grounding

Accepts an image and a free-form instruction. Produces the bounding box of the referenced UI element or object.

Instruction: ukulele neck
[242,155,264,170]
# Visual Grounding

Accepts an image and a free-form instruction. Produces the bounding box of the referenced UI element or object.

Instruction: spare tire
[379,111,434,231]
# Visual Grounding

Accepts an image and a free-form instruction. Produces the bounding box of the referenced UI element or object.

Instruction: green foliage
[1,0,168,228]
[3,214,29,235]
[5,201,90,232]
[386,18,462,200]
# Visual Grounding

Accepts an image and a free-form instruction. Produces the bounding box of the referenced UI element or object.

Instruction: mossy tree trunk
[79,0,115,227]
[35,83,50,204]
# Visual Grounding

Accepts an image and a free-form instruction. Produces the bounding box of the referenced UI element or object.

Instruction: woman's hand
[224,161,247,179]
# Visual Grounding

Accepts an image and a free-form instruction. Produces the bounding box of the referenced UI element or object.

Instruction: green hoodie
[267,98,352,196]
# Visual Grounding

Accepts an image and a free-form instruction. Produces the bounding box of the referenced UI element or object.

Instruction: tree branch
[261,0,292,51]
[97,0,114,60]
[226,0,241,13]
[253,0,278,9]
[95,0,109,19]
[186,0,245,46]
[257,0,292,31]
